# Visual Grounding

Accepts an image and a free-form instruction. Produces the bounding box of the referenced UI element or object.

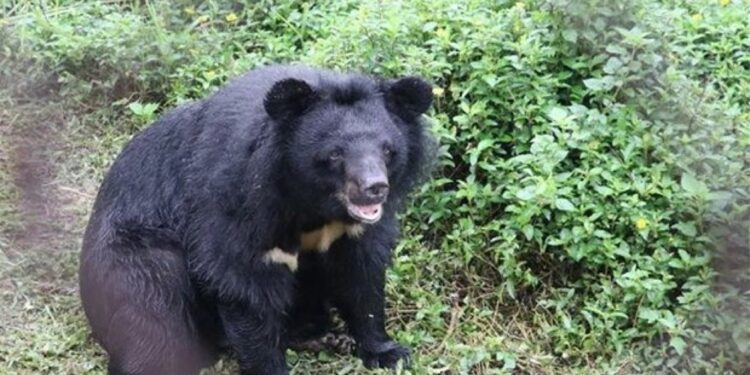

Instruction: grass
[0,63,105,374]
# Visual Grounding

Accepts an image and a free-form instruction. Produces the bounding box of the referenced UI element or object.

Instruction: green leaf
[708,190,734,211]
[522,225,534,241]
[674,222,697,237]
[732,326,750,353]
[603,57,623,74]
[638,308,659,323]
[670,336,687,356]
[614,242,631,258]
[469,139,495,166]
[547,107,568,123]
[605,44,628,55]
[594,185,614,196]
[482,74,499,88]
[562,30,578,43]
[555,198,575,212]
[516,185,537,201]
[707,191,733,201]
[128,101,143,114]
[681,173,708,196]
[583,78,603,91]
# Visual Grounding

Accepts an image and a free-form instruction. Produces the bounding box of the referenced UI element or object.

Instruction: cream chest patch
[264,247,298,271]
[300,222,364,252]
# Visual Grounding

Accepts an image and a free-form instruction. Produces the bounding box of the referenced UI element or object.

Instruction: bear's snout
[344,177,389,206]
[342,157,389,224]
[363,181,389,201]
[345,157,389,206]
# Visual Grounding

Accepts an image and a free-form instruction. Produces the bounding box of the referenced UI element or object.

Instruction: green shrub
[300,0,748,370]
[6,1,359,104]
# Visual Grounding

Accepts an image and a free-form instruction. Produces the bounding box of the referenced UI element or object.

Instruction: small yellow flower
[197,15,210,24]
[514,1,526,10]
[225,12,238,23]
[720,0,731,6]
[691,13,703,22]
[432,87,445,97]
[635,218,649,230]
[184,7,196,15]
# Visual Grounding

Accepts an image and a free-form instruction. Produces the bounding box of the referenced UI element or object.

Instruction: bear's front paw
[357,340,411,369]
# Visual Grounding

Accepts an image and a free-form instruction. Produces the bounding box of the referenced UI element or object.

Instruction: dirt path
[6,107,65,252]
[0,64,83,258]
[0,71,110,373]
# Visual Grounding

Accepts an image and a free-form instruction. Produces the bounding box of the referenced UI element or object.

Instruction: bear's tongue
[349,203,382,223]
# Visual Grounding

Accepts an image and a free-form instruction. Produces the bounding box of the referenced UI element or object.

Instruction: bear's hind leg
[80,245,217,375]
[103,302,216,375]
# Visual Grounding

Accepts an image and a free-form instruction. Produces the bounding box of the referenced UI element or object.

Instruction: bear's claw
[358,341,411,370]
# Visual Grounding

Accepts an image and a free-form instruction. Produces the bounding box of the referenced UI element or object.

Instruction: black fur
[79,65,434,375]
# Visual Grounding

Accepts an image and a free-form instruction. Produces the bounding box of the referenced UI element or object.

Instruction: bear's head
[264,73,433,225]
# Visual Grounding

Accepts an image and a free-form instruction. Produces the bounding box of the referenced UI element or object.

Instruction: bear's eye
[383,145,396,161]
[328,150,343,162]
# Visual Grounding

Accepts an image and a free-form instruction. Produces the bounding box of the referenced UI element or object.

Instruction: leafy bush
[299,0,748,370]
[5,1,359,104]
[5,0,748,372]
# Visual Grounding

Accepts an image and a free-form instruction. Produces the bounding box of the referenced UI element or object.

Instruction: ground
[0,68,116,374]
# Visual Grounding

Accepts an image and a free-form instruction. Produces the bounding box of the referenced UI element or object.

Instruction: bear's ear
[384,76,433,121]
[264,78,318,123]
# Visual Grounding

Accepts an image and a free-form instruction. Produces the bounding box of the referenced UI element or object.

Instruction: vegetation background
[1,0,748,373]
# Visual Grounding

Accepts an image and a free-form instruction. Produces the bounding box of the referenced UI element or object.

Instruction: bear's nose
[364,181,389,201]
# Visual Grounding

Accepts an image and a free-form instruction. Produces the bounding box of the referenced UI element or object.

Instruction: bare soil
[7,108,66,252]
[1,65,74,257]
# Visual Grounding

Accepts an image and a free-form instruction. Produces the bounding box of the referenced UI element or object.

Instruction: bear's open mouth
[346,203,383,224]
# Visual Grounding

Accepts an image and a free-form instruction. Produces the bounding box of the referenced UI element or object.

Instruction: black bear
[79,65,434,375]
